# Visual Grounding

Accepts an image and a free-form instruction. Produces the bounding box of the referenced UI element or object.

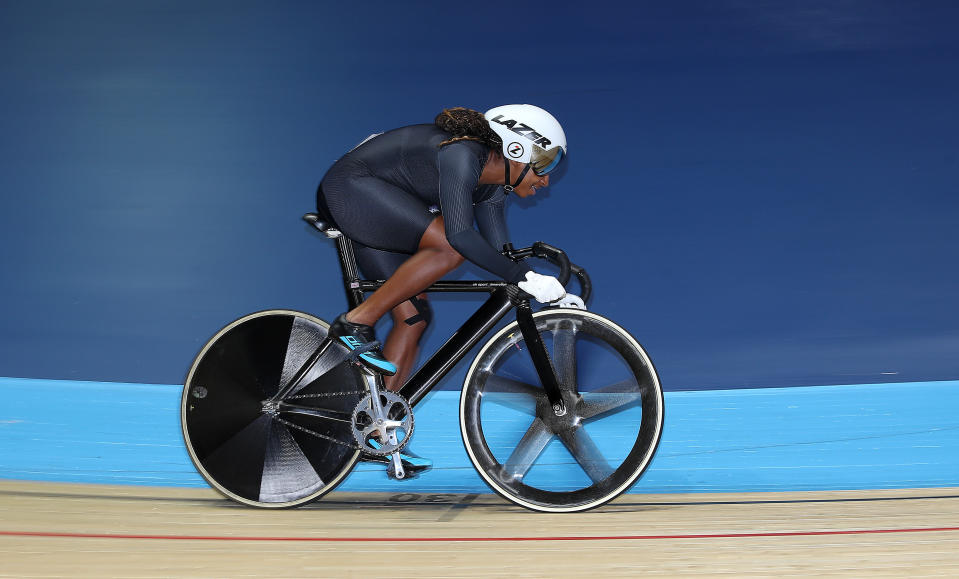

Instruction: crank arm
[360,419,407,439]
[390,451,406,480]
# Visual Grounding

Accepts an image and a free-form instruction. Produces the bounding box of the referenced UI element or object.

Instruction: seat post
[303,212,368,311]
[335,235,366,310]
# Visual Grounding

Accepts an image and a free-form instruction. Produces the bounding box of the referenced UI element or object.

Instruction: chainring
[351,391,414,456]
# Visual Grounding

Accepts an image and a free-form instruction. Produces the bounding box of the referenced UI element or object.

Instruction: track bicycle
[181,213,664,512]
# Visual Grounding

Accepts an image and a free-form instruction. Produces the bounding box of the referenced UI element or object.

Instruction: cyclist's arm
[473,185,510,253]
[437,145,531,283]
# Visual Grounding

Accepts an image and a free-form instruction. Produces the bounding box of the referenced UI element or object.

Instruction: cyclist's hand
[518,271,566,303]
[551,293,586,310]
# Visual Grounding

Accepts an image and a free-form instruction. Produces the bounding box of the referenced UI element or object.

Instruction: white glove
[517,271,566,303]
[551,293,586,309]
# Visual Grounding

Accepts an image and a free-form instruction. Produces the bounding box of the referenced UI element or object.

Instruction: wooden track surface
[2,480,958,577]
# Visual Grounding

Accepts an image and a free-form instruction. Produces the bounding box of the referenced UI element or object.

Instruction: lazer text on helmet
[488,115,552,148]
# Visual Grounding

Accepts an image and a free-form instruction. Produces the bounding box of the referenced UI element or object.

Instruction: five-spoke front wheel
[460,309,664,512]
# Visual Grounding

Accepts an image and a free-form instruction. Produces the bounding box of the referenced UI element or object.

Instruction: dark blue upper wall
[2,1,957,389]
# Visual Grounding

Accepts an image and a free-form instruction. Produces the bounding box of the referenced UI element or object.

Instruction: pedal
[363,450,433,480]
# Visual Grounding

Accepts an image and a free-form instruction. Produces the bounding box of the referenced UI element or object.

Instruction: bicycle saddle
[303,213,342,238]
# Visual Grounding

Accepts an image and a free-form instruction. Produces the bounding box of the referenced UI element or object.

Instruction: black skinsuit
[317,124,531,283]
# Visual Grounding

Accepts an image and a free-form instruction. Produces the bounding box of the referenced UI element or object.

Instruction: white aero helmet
[485,104,567,177]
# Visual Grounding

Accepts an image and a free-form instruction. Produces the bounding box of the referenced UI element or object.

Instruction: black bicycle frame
[330,232,568,414]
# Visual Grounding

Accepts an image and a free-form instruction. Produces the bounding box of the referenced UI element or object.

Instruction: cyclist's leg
[352,244,432,391]
[320,174,462,374]
[348,244,435,474]
[320,171,434,256]
[382,294,430,392]
[347,216,463,327]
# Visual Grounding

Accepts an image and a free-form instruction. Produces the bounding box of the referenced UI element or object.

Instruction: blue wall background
[4,377,957,493]
[2,1,958,390]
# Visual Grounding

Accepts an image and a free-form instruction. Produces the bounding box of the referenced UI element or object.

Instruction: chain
[272,416,361,450]
[285,390,366,400]
[274,388,367,449]
[276,390,410,454]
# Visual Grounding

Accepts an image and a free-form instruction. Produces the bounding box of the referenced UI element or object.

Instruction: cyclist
[316,105,581,393]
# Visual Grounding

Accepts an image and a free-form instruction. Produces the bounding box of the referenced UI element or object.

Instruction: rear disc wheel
[181,310,365,508]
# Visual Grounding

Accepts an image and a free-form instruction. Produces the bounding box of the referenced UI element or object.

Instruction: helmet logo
[489,115,553,148]
[507,142,525,159]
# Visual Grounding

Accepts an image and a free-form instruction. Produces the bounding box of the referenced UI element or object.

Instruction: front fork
[515,300,567,417]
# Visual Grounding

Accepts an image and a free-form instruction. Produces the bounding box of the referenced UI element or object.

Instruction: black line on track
[3,486,959,512]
